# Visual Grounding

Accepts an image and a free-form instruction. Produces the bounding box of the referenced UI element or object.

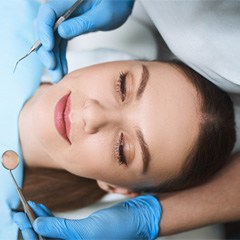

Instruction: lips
[54,92,71,144]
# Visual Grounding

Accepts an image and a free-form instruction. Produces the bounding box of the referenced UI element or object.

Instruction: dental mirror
[1,150,44,240]
[1,150,19,170]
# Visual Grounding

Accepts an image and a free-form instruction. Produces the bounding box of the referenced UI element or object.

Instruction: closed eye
[114,132,128,166]
[116,72,128,101]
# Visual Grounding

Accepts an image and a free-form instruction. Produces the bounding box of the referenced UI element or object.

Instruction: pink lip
[54,92,71,144]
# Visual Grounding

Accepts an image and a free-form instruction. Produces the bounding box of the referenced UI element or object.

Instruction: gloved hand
[36,0,135,83]
[14,195,162,240]
[13,201,54,240]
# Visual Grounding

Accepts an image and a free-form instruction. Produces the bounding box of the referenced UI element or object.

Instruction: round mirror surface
[1,150,19,170]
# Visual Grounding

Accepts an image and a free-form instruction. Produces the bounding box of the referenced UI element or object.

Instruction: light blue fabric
[141,0,240,93]
[0,0,44,239]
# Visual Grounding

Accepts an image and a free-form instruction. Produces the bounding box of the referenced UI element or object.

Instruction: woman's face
[28,61,201,190]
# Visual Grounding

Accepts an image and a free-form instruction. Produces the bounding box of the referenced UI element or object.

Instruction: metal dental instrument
[1,150,44,240]
[13,0,83,73]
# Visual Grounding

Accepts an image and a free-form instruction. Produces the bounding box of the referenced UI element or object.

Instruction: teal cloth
[0,0,44,239]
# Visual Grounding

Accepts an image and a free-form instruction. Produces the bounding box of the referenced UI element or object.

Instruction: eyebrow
[136,64,150,100]
[136,129,151,174]
[135,64,151,174]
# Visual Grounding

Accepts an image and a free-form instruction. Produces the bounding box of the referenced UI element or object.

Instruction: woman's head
[20,60,235,194]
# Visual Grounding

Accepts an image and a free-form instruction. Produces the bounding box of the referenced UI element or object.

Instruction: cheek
[57,135,114,179]
[66,69,115,99]
[32,88,61,154]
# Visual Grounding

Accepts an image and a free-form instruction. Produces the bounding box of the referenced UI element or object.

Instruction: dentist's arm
[158,152,240,235]
[36,0,135,82]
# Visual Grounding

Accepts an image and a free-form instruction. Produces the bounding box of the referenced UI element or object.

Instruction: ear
[96,180,138,198]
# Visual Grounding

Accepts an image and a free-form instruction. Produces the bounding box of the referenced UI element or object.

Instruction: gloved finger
[49,37,66,83]
[36,47,56,70]
[13,212,32,230]
[33,217,71,239]
[58,0,134,39]
[21,228,39,240]
[36,4,56,50]
[36,0,79,50]
[13,212,38,240]
[38,204,54,217]
[58,7,103,39]
[41,0,77,17]
[28,201,54,217]
[57,0,108,39]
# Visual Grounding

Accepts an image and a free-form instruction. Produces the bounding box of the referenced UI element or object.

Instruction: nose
[82,99,119,134]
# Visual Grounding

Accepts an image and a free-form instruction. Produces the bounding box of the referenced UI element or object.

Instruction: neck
[19,84,60,169]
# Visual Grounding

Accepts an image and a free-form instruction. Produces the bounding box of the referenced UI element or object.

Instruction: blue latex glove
[13,202,54,240]
[14,196,162,240]
[36,0,135,83]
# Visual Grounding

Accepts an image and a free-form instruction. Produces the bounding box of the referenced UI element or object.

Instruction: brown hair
[22,167,106,212]
[138,60,236,193]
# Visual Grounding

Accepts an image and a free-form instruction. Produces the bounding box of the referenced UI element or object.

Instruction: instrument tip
[13,61,19,73]
[13,53,29,73]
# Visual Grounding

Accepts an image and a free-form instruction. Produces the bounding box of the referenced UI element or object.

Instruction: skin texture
[19,60,201,192]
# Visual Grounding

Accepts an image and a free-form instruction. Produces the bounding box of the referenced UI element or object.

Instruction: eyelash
[114,132,128,166]
[114,72,128,167]
[116,72,127,101]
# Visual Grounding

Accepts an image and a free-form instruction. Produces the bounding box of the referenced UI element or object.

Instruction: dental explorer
[13,0,83,73]
[1,150,44,240]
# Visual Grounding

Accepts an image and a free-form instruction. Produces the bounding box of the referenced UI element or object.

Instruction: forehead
[139,62,201,184]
